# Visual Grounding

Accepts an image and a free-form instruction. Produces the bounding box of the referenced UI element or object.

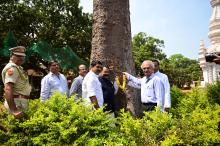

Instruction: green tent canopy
[0,32,86,70]
[26,41,87,70]
[0,31,17,57]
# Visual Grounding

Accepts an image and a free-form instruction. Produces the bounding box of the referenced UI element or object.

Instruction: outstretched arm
[124,72,141,89]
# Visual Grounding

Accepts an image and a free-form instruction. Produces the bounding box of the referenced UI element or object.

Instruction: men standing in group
[2,46,31,118]
[40,60,68,102]
[99,66,117,114]
[152,59,171,111]
[125,60,165,115]
[69,64,87,99]
[82,60,103,109]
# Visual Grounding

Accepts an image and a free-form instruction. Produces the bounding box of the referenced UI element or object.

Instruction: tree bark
[91,0,141,116]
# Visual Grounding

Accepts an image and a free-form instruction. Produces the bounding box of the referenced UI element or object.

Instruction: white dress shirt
[154,71,171,108]
[125,72,165,111]
[82,71,104,107]
[40,72,68,102]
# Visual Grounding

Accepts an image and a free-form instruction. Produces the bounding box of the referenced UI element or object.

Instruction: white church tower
[199,0,220,85]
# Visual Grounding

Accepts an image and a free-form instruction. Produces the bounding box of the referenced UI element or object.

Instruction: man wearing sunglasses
[2,46,31,118]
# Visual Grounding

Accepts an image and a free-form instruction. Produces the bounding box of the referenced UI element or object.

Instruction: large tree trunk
[91,0,141,116]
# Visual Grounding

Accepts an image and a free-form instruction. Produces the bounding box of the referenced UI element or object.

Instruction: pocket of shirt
[50,79,60,89]
[146,84,153,89]
[146,85,154,96]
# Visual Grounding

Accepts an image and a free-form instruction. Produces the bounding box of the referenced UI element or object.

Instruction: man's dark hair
[49,60,58,67]
[90,60,102,67]
[151,59,160,66]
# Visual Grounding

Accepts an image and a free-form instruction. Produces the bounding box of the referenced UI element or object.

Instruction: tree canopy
[0,0,92,62]
[162,54,202,88]
[132,32,166,75]
[132,33,202,88]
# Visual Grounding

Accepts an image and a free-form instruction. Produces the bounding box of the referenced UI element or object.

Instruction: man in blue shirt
[125,60,165,115]
[69,64,87,99]
[40,60,68,102]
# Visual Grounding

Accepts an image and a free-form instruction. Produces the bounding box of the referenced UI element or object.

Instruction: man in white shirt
[40,60,68,102]
[82,60,103,109]
[125,60,165,114]
[152,60,171,112]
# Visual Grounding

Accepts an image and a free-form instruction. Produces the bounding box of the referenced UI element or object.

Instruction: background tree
[0,0,92,62]
[160,54,202,88]
[131,32,202,88]
[0,0,92,100]
[132,32,166,75]
[91,0,141,116]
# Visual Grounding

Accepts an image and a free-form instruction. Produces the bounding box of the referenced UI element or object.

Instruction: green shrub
[118,109,174,145]
[170,88,220,145]
[170,86,185,109]
[174,105,220,145]
[0,89,219,146]
[207,80,220,105]
[175,88,211,115]
[0,93,124,146]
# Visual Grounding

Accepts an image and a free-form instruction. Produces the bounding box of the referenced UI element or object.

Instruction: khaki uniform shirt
[2,62,31,96]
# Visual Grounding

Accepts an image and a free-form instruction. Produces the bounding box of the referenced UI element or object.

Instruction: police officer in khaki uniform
[1,46,31,118]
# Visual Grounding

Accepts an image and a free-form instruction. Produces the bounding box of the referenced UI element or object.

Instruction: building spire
[208,0,220,49]
[198,0,220,86]
[198,40,206,68]
[199,40,205,49]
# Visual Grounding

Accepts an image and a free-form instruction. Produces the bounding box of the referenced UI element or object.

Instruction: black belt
[142,102,157,106]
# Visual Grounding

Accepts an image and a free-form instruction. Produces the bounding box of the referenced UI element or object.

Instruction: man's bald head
[78,64,87,77]
[141,60,155,77]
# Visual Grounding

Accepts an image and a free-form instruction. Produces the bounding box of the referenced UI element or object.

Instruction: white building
[199,0,220,86]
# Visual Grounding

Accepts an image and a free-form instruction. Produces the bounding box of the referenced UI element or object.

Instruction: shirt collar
[155,71,160,75]
[89,70,99,78]
[78,75,84,79]
[9,61,20,68]
[49,72,60,76]
[145,73,155,82]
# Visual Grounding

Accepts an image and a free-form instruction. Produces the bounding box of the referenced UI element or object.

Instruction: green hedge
[0,87,219,145]
[207,80,220,105]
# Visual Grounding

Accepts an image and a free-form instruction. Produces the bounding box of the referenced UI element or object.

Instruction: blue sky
[79,0,212,59]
